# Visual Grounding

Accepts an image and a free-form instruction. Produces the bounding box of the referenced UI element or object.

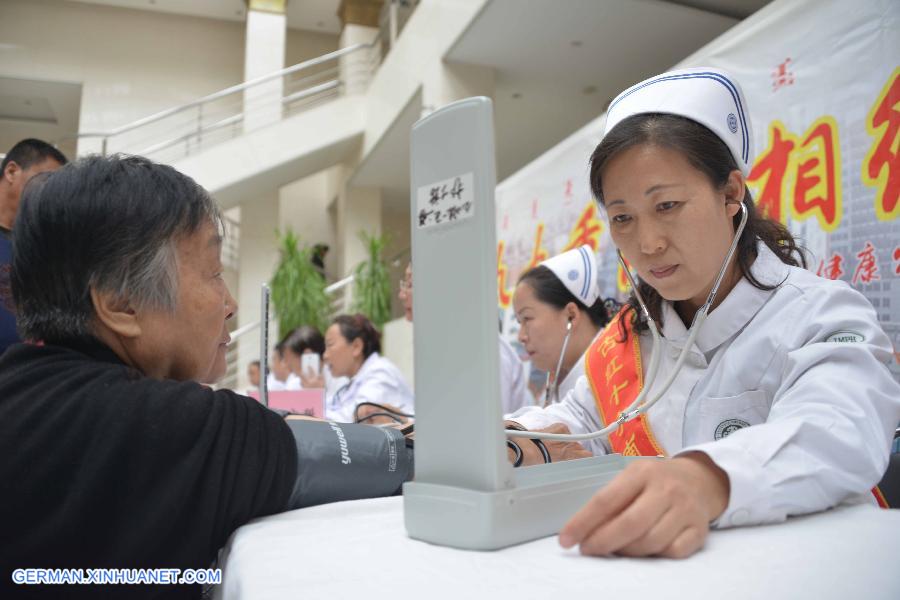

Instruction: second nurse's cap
[540,245,600,308]
[604,67,754,175]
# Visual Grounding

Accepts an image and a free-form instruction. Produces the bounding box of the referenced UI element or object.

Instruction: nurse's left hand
[558,452,729,559]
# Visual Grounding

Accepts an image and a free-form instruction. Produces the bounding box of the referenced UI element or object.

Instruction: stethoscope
[508,201,749,443]
[543,319,573,407]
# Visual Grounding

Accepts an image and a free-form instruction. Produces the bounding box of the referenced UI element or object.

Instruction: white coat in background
[499,335,532,413]
[326,352,414,423]
[510,242,900,528]
[266,372,302,392]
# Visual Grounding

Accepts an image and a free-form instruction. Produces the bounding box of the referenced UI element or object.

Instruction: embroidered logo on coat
[715,418,750,440]
[825,330,865,343]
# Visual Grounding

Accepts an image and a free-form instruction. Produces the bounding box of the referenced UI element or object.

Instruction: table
[213,497,900,600]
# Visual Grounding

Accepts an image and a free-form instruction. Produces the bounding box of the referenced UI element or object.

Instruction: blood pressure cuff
[284,419,414,509]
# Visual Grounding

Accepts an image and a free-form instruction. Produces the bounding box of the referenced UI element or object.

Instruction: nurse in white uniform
[323,313,415,423]
[507,67,900,559]
[507,245,611,409]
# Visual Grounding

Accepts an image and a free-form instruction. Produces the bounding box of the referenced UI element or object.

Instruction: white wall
[358,0,489,158]
[0,0,336,153]
[279,170,338,280]
[380,191,411,320]
[383,317,414,390]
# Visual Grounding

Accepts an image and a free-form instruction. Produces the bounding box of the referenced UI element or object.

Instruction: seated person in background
[247,359,261,390]
[508,67,900,560]
[0,155,412,599]
[324,313,415,423]
[267,340,302,391]
[281,324,349,406]
[398,262,531,413]
[509,245,611,408]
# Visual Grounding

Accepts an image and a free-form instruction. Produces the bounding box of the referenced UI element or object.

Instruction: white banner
[495,0,900,382]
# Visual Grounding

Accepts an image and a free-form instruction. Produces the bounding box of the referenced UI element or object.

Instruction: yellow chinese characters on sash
[585,309,666,457]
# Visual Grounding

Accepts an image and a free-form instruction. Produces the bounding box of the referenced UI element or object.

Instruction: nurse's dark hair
[282,325,325,357]
[332,313,381,358]
[588,113,805,338]
[10,154,221,343]
[517,265,611,329]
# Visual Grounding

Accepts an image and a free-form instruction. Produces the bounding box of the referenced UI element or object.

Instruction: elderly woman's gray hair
[10,154,221,343]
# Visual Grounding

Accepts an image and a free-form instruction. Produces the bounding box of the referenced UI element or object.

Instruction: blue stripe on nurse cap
[605,67,755,175]
[540,245,601,308]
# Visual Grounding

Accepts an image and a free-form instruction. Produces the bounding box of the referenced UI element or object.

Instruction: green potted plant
[352,231,393,329]
[269,229,330,336]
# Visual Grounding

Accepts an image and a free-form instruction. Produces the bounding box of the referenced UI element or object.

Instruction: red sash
[584,308,665,457]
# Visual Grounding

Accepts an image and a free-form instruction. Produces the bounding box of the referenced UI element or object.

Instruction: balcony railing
[60,40,382,163]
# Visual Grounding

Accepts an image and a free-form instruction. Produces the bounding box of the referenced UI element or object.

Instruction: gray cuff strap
[285,420,414,510]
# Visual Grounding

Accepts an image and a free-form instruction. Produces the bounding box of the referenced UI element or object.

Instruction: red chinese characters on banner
[892,246,900,276]
[562,203,604,252]
[772,58,795,92]
[747,121,794,223]
[747,117,842,232]
[862,68,899,222]
[816,253,845,280]
[524,223,550,270]
[852,242,881,286]
[496,240,513,308]
[792,117,842,229]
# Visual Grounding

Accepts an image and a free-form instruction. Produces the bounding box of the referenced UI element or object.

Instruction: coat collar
[658,241,790,354]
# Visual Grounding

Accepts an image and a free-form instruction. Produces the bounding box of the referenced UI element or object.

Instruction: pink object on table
[247,389,325,418]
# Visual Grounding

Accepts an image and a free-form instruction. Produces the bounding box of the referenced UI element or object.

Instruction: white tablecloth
[214,497,900,600]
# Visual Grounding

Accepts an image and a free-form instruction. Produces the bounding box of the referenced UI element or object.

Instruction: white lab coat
[323,366,349,407]
[326,352,415,423]
[499,335,532,413]
[510,242,900,528]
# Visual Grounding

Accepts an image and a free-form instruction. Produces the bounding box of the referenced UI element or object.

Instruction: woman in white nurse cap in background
[509,245,612,408]
[508,67,900,559]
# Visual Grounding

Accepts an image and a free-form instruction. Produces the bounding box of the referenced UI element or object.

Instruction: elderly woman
[0,155,412,598]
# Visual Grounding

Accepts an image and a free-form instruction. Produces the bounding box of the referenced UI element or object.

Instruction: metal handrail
[228,320,262,344]
[325,275,355,294]
[225,274,356,348]
[67,42,376,142]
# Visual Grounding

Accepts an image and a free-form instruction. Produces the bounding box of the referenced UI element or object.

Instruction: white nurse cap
[540,245,600,308]
[604,67,754,175]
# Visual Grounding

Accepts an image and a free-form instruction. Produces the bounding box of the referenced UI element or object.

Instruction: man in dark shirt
[0,155,411,599]
[0,139,67,355]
